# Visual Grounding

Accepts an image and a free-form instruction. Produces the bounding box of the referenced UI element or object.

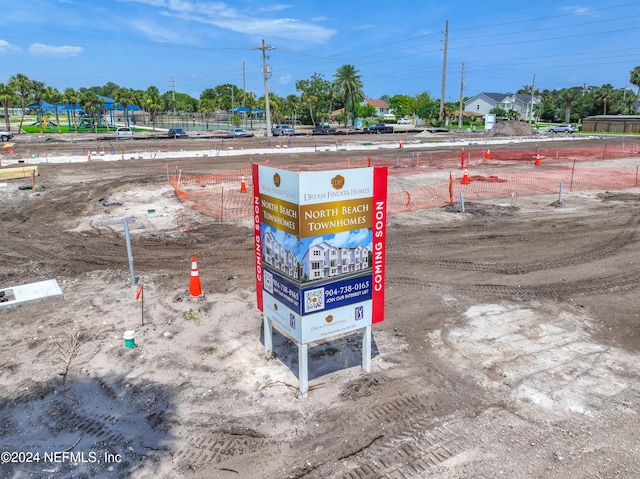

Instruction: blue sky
[1,0,639,102]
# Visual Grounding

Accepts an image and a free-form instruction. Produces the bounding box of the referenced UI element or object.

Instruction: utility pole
[439,20,448,123]
[170,76,176,114]
[253,39,276,137]
[529,73,536,124]
[458,63,464,129]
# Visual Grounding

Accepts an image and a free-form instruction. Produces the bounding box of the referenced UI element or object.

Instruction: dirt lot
[1,130,640,478]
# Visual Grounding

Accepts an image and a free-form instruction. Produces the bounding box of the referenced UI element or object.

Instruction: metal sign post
[123,219,137,286]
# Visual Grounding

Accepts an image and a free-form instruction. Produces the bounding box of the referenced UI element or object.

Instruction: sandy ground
[1,129,640,478]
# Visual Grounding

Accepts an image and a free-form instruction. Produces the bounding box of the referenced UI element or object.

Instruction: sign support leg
[298,342,309,398]
[263,316,273,359]
[362,326,372,373]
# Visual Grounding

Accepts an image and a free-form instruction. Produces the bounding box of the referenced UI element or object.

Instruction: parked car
[167,128,188,138]
[227,128,254,138]
[116,127,133,139]
[311,125,336,135]
[548,124,575,134]
[271,124,295,136]
[363,123,394,134]
[397,118,411,125]
[0,130,13,142]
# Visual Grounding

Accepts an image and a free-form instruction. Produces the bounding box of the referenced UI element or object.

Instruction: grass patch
[184,309,200,321]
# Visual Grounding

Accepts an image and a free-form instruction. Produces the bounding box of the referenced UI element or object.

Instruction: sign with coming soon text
[252,164,387,344]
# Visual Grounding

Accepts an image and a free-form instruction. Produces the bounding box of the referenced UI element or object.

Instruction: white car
[271,124,295,136]
[227,128,254,138]
[397,118,411,125]
[116,127,133,139]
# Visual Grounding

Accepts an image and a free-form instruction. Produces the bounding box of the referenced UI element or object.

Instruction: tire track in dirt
[258,384,474,479]
[388,215,638,275]
[388,272,640,300]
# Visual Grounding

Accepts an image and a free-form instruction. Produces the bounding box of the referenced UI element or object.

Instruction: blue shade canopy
[230,106,265,113]
[26,101,56,111]
[28,96,141,111]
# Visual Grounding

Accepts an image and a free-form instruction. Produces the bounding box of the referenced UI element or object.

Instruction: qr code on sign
[305,288,325,313]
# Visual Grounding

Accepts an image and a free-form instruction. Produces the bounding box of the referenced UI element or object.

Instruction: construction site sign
[252,165,388,344]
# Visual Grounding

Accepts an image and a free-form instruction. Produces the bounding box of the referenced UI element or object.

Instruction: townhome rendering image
[262,227,372,284]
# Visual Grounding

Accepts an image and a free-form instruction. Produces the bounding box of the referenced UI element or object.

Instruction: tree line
[2,65,639,133]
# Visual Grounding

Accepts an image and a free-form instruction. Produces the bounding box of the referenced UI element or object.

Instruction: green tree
[489,107,508,119]
[356,103,377,119]
[630,66,640,112]
[282,94,301,123]
[296,73,331,126]
[80,91,104,132]
[388,94,414,119]
[198,98,217,129]
[244,91,257,129]
[30,80,47,133]
[595,83,615,115]
[113,87,139,127]
[9,73,31,133]
[0,83,17,131]
[334,64,364,127]
[558,87,581,123]
[416,100,439,123]
[44,86,63,133]
[539,89,556,122]
[143,86,164,130]
[63,87,82,132]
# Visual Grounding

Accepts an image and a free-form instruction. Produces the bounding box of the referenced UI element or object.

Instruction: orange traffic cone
[87,153,91,162]
[485,149,491,160]
[240,175,247,193]
[190,256,203,297]
[461,169,470,185]
[399,140,403,149]
[534,154,541,166]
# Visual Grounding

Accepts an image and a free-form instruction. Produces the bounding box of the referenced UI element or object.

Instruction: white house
[464,92,540,121]
[302,241,369,282]
[361,99,392,118]
[263,231,299,280]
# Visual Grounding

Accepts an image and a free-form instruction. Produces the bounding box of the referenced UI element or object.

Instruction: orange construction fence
[170,145,640,222]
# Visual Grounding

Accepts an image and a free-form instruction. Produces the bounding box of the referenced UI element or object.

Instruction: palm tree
[334,64,364,128]
[0,83,17,131]
[44,86,63,133]
[63,87,82,132]
[198,98,217,130]
[244,91,256,129]
[261,94,282,124]
[595,84,615,115]
[143,86,164,131]
[8,73,31,134]
[30,80,47,133]
[113,87,138,128]
[80,92,104,132]
[629,66,640,112]
[558,87,581,123]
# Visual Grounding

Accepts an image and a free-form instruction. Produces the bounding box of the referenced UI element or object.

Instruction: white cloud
[559,6,594,16]
[0,39,21,53]
[131,19,197,44]
[122,0,336,43]
[29,43,83,57]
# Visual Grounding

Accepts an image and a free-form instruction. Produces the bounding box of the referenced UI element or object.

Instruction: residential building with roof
[301,241,370,283]
[361,99,391,117]
[464,92,540,121]
[263,231,300,281]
